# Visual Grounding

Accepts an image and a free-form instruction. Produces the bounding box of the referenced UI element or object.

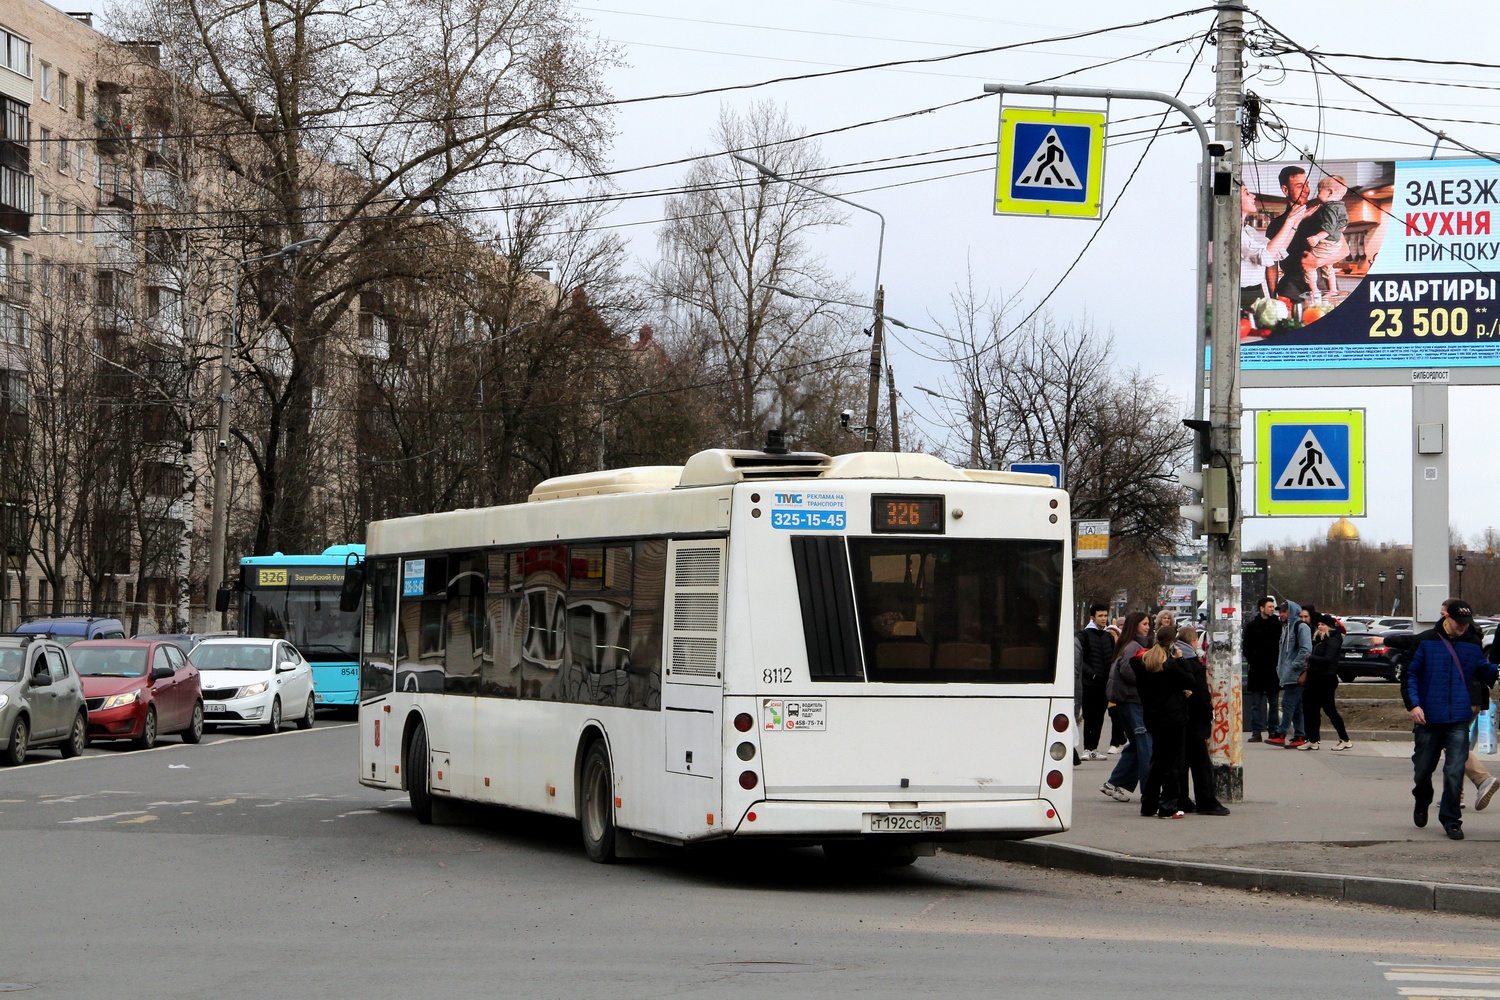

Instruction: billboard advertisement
[1238,157,1500,370]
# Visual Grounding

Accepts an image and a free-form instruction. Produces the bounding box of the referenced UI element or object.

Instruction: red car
[70,640,205,749]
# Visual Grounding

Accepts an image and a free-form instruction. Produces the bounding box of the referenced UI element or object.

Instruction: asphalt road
[1,723,1497,999]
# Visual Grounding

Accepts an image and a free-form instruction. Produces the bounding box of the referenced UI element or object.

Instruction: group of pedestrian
[1242,596,1352,750]
[1076,606,1230,818]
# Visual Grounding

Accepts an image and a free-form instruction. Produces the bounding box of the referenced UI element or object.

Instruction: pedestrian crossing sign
[1256,409,1366,516]
[994,106,1107,219]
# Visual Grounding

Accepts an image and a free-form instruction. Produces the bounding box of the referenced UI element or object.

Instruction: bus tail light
[734,713,753,732]
[1052,714,1070,733]
[739,770,759,790]
[736,741,756,761]
[1045,770,1064,789]
[1049,742,1066,761]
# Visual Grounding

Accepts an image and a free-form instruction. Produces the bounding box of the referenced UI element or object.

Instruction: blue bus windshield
[243,585,358,662]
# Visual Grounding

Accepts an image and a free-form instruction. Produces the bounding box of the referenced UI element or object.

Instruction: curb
[946,839,1500,917]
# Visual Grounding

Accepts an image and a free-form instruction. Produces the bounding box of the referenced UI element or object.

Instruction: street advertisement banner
[1239,157,1500,371]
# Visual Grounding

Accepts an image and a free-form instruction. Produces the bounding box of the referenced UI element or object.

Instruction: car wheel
[60,712,86,758]
[407,723,433,824]
[579,740,617,863]
[3,715,29,766]
[133,706,159,751]
[182,702,204,744]
[262,698,281,735]
[296,694,315,730]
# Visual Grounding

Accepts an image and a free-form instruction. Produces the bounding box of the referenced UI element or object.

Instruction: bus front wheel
[407,723,433,824]
[579,741,617,863]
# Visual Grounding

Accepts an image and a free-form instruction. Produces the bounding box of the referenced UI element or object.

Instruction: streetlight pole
[732,154,886,450]
[207,239,318,626]
[1357,577,1365,613]
[1344,581,1354,609]
[1455,552,1467,599]
[1397,567,1407,614]
[1378,570,1387,616]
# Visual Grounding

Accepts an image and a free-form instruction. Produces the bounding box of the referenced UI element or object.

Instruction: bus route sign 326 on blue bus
[769,491,847,530]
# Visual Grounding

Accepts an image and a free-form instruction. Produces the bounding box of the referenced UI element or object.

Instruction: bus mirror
[340,564,366,613]
[214,585,232,613]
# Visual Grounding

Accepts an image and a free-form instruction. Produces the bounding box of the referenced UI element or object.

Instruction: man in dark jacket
[1407,599,1499,840]
[1074,603,1115,759]
[1242,596,1282,742]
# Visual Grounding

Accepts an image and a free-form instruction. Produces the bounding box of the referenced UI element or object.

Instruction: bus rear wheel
[579,741,617,863]
[407,723,433,824]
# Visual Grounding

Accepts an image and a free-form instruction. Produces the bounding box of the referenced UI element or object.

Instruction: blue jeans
[1276,682,1305,739]
[1413,721,1470,832]
[1106,702,1152,792]
[1248,688,1279,736]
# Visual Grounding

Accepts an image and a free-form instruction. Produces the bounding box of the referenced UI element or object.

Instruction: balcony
[141,168,181,212]
[95,115,134,156]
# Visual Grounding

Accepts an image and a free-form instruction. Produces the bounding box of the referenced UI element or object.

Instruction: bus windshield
[848,537,1063,684]
[243,585,358,662]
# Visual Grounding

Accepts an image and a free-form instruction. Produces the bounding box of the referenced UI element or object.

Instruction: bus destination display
[870,495,945,534]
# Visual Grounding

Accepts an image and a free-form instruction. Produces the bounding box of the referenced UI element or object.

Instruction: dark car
[15,617,127,646]
[70,640,205,748]
[1336,630,1404,682]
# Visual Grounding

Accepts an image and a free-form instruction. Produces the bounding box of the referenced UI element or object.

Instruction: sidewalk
[952,738,1500,913]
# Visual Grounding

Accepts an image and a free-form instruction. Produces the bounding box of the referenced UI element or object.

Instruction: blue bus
[237,544,364,709]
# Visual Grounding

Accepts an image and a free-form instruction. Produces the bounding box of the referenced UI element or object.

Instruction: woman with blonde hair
[1137,625,1195,818]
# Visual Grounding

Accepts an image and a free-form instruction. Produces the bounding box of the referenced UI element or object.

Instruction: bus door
[359,558,399,787]
[660,539,727,840]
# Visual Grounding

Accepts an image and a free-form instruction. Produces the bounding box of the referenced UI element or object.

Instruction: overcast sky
[66,0,1500,547]
[559,0,1500,550]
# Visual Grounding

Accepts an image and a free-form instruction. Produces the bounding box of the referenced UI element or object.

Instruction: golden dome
[1327,517,1360,542]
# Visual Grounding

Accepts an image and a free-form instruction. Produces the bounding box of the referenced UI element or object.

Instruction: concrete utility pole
[885,362,900,452]
[1207,0,1246,801]
[866,286,886,450]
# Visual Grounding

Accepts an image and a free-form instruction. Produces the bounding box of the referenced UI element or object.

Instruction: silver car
[1,636,88,765]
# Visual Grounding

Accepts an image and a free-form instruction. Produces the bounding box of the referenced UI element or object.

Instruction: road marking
[14,722,356,769]
[60,811,147,824]
[117,815,157,825]
[206,798,236,806]
[1381,963,1500,997]
[255,802,282,808]
[148,800,199,807]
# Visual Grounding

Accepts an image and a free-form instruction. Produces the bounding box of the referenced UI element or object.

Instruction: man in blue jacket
[1267,600,1311,746]
[1407,599,1499,840]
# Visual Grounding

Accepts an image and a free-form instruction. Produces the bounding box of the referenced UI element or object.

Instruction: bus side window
[629,539,666,711]
[480,551,520,698]
[359,558,396,701]
[444,553,485,695]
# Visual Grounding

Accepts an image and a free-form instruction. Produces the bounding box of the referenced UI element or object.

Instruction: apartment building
[0,2,195,631]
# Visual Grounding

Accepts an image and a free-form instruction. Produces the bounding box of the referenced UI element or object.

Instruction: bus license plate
[866,812,945,834]
[205,703,227,713]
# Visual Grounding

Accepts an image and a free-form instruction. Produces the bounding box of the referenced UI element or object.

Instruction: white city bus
[352,446,1075,863]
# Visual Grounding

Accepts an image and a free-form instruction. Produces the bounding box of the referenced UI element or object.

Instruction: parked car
[192,638,315,733]
[1336,630,1403,682]
[1373,617,1414,632]
[70,640,204,749]
[15,617,127,646]
[0,635,88,765]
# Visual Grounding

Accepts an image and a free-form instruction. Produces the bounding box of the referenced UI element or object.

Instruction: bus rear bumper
[729,797,1067,839]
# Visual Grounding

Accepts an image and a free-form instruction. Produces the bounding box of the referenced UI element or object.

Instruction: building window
[143,461,183,498]
[38,127,49,165]
[38,193,50,230]
[92,154,102,190]
[0,31,30,78]
[75,146,85,179]
[39,62,51,102]
[0,97,26,145]
[57,200,67,236]
[75,206,84,241]
[57,72,68,111]
[57,137,68,174]
[75,80,85,119]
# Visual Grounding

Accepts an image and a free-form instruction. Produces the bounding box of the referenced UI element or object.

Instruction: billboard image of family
[1239,157,1500,370]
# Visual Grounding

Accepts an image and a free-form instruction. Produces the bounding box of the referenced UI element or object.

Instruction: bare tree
[651,102,865,451]
[107,0,619,555]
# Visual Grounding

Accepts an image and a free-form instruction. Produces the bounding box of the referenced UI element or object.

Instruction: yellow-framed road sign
[1255,409,1366,516]
[994,106,1107,219]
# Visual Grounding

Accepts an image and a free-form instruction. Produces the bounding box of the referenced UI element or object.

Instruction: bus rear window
[847,538,1063,684]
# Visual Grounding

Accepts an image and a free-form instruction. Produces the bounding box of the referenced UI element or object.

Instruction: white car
[191,639,316,733]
